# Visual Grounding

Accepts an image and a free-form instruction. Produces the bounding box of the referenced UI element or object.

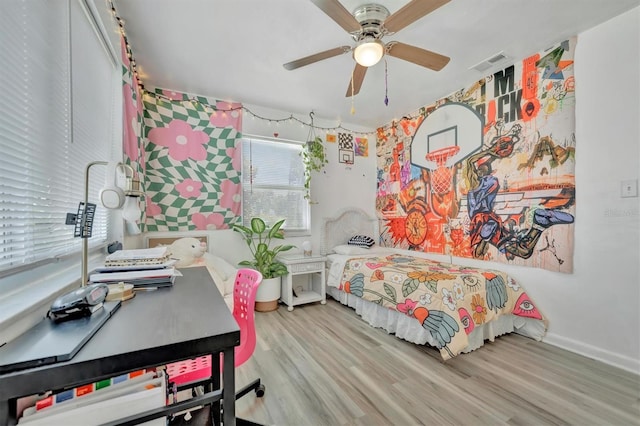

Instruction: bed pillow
[333,245,391,255]
[202,252,237,281]
[333,245,371,255]
[347,235,375,248]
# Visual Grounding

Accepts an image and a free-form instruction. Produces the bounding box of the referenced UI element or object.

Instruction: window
[0,0,120,278]
[0,0,121,343]
[241,136,310,232]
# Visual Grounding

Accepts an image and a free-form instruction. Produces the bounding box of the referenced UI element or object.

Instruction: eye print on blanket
[458,307,475,335]
[512,293,543,320]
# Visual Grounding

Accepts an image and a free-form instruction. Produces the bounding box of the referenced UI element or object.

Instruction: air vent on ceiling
[470,51,509,72]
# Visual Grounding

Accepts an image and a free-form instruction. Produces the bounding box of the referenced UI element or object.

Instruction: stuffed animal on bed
[166,237,207,268]
[165,237,238,310]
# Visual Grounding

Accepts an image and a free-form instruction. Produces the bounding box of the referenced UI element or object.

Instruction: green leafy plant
[232,217,295,279]
[301,136,328,200]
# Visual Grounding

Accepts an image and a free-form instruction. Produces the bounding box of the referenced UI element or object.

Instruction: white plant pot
[255,276,281,312]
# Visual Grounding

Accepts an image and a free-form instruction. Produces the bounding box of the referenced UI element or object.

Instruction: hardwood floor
[231,299,639,426]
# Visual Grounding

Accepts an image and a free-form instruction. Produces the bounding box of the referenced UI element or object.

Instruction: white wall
[541,7,639,372]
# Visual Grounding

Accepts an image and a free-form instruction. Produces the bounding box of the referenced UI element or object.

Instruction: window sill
[282,230,311,238]
[0,253,105,347]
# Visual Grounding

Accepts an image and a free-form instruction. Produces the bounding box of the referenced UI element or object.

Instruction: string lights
[146,92,374,136]
[109,0,144,93]
[108,0,429,137]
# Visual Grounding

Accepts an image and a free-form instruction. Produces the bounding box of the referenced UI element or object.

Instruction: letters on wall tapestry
[376,39,576,273]
[143,89,242,232]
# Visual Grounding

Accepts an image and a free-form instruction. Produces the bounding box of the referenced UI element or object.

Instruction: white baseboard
[543,332,640,375]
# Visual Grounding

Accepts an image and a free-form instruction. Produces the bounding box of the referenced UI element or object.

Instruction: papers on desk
[89,268,176,288]
[18,370,167,425]
[94,259,176,273]
[91,247,177,288]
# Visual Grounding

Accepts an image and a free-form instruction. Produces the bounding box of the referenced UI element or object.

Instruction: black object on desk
[0,301,121,374]
[48,283,110,322]
[0,267,240,426]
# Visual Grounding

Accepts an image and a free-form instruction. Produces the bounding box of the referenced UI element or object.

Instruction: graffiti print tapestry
[376,39,576,273]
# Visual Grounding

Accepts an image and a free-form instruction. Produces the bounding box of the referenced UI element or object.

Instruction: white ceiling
[112,0,639,130]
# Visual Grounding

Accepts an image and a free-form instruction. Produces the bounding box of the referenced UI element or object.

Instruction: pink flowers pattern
[220,179,241,215]
[226,145,241,172]
[139,87,243,232]
[123,83,139,162]
[162,89,184,101]
[145,198,162,217]
[148,119,209,162]
[176,179,203,198]
[192,212,228,230]
[210,101,242,131]
[397,298,418,317]
[120,35,130,68]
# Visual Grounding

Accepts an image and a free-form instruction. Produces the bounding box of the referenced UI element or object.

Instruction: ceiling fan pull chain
[350,67,356,115]
[384,58,389,106]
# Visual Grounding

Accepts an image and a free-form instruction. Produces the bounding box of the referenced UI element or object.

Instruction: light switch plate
[621,179,638,198]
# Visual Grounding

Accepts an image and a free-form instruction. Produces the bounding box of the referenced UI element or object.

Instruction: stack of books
[103,247,171,268]
[89,247,177,289]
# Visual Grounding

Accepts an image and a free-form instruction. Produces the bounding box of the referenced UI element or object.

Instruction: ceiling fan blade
[310,0,361,33]
[387,42,450,71]
[345,64,367,97]
[283,46,351,70]
[383,0,450,34]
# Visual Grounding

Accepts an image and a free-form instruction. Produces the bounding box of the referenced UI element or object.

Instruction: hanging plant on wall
[301,112,328,201]
[302,136,328,200]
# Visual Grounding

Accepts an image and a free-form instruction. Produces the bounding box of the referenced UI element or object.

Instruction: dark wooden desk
[0,267,240,425]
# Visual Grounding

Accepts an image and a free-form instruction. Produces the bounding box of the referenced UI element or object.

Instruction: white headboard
[320,207,379,255]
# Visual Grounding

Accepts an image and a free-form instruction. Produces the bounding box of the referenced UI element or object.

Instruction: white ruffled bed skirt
[327,286,546,354]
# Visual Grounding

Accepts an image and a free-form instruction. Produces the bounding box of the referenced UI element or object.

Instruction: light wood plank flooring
[231,299,639,426]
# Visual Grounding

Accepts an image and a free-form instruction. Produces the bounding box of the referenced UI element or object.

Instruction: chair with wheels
[165,268,265,425]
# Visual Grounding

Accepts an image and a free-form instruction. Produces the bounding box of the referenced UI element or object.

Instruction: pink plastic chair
[231,268,262,368]
[165,268,265,421]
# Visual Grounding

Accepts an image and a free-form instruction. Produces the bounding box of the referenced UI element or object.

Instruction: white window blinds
[242,137,310,231]
[0,0,120,274]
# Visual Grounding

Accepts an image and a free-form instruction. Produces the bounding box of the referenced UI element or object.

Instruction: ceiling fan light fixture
[353,39,384,67]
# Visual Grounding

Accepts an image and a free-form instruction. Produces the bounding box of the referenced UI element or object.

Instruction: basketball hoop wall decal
[410,102,484,172]
[426,145,460,195]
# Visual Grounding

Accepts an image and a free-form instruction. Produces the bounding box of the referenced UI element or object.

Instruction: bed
[146,234,239,310]
[321,208,547,360]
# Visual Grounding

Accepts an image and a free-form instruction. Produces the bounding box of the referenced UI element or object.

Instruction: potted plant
[301,136,328,200]
[233,217,295,311]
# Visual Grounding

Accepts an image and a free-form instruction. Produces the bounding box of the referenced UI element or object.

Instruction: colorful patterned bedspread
[337,254,545,360]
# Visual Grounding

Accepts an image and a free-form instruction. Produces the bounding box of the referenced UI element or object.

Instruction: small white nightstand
[277,253,327,311]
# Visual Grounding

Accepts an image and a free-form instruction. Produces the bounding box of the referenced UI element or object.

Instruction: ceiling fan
[283,0,451,97]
